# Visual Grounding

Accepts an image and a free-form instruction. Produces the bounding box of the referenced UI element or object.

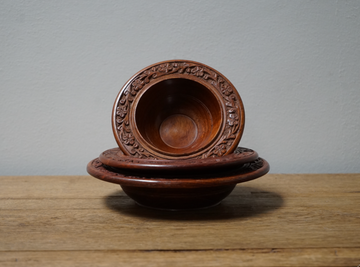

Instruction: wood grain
[1,174,359,266]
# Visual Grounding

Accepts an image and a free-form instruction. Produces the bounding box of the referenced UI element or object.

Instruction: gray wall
[1,0,360,175]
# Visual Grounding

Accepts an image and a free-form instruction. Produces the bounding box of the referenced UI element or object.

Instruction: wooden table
[1,174,359,266]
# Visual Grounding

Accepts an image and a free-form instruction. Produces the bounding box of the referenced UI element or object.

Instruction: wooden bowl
[87,157,269,210]
[99,147,258,176]
[112,60,245,160]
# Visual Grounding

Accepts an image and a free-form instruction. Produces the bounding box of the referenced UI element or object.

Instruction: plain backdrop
[1,0,360,175]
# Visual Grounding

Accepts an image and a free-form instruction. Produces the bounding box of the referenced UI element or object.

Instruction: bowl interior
[134,78,222,156]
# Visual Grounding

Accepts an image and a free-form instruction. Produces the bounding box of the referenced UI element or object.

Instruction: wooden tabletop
[1,174,359,266]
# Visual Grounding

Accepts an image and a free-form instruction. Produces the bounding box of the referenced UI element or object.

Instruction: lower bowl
[87,157,269,210]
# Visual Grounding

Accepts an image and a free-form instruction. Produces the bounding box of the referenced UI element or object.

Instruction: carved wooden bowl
[99,147,258,176]
[112,60,245,160]
[87,157,269,210]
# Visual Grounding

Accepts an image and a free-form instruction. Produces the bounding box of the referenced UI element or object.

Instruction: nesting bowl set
[87,60,269,210]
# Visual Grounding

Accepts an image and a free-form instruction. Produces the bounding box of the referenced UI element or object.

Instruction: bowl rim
[112,59,245,160]
[87,157,269,189]
[99,147,258,173]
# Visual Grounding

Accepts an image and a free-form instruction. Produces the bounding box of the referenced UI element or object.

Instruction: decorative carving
[97,147,261,178]
[101,147,255,164]
[114,61,243,159]
[234,147,254,154]
[242,158,264,171]
[92,159,147,179]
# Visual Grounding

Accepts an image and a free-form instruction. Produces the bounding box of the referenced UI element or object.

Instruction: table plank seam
[2,247,360,253]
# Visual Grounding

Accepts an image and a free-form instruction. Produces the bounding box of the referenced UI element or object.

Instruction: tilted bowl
[112,60,245,160]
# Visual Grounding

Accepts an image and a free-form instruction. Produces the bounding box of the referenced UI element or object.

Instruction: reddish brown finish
[134,77,223,158]
[159,114,197,149]
[112,60,245,160]
[121,185,236,210]
[87,157,269,210]
[87,59,269,210]
[99,147,259,176]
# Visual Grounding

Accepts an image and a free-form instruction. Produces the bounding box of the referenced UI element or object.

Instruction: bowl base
[120,184,235,210]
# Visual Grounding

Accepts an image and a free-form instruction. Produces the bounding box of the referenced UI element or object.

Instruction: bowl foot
[120,184,235,210]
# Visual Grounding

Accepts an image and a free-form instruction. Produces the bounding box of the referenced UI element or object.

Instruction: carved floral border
[101,147,255,165]
[113,61,244,159]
